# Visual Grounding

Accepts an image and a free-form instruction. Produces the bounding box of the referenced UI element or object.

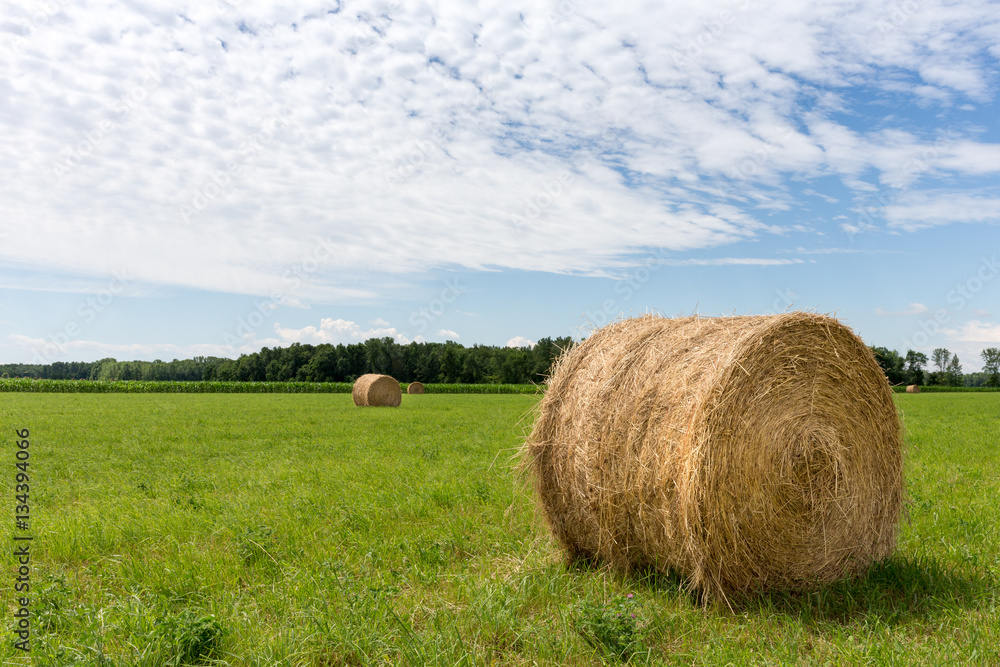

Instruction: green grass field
[2,393,998,665]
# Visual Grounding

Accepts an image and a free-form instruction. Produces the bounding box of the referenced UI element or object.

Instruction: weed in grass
[472,479,491,503]
[574,593,649,662]
[135,480,156,498]
[42,646,116,666]
[150,609,225,666]
[237,524,280,568]
[36,570,77,633]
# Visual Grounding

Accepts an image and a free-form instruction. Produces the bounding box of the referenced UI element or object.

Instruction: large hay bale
[407,381,425,394]
[352,374,401,407]
[524,313,903,601]
[905,385,920,393]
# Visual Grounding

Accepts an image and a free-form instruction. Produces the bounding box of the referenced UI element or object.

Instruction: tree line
[0,337,574,385]
[870,346,1000,387]
[3,340,998,388]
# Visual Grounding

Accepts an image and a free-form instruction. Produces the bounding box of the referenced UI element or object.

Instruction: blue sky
[1,0,999,370]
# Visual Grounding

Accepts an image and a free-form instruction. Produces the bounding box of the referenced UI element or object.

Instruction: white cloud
[885,192,1000,230]
[885,193,1000,231]
[6,333,265,362]
[6,315,412,363]
[274,318,410,345]
[929,321,1000,372]
[660,258,804,266]
[0,0,998,301]
[436,329,459,339]
[943,320,1000,344]
[506,336,535,348]
[783,247,894,256]
[802,188,839,204]
[369,318,390,326]
[875,303,929,316]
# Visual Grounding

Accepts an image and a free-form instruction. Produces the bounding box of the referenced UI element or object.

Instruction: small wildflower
[626,593,633,599]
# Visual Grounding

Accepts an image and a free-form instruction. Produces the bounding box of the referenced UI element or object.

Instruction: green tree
[364,338,392,375]
[981,348,1000,387]
[871,346,905,385]
[298,345,338,382]
[440,344,461,383]
[931,348,951,373]
[414,345,442,383]
[945,355,963,387]
[904,350,928,386]
[928,348,953,385]
[459,351,484,383]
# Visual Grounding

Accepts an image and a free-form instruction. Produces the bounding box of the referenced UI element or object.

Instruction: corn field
[0,378,542,394]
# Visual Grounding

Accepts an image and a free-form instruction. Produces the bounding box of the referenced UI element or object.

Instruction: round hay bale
[352,374,401,407]
[905,385,920,393]
[523,312,903,601]
[407,381,426,395]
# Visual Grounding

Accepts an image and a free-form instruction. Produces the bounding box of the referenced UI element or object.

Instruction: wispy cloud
[274,318,411,345]
[660,258,805,266]
[885,192,1000,230]
[0,0,997,302]
[780,247,898,256]
[943,320,1000,343]
[6,333,257,361]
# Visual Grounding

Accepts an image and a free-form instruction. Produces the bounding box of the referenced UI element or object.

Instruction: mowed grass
[2,392,998,665]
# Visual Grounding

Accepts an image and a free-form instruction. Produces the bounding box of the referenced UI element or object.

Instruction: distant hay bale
[523,312,903,602]
[905,385,920,393]
[352,374,401,407]
[407,381,425,395]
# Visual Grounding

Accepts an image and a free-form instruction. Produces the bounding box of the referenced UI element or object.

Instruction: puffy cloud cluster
[1,0,998,300]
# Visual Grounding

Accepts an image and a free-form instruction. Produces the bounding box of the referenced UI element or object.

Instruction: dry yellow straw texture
[906,385,920,394]
[352,374,402,407]
[524,312,903,602]
[407,381,426,394]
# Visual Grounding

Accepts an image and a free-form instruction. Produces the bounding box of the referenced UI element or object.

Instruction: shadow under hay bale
[407,381,425,394]
[523,312,903,603]
[352,374,401,407]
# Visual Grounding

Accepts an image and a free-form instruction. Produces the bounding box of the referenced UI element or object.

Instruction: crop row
[890,385,1000,393]
[0,378,541,394]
